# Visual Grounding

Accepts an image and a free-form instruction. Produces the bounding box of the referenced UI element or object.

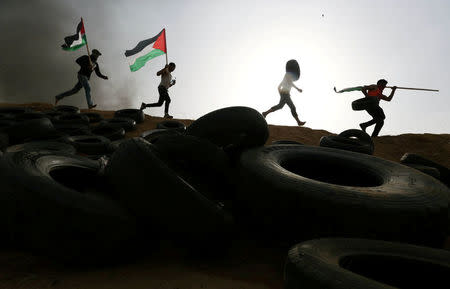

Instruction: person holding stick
[359,79,397,137]
[55,49,108,109]
[140,62,176,119]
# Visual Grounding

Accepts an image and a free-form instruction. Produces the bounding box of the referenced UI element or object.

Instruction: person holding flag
[125,28,176,119]
[140,63,176,118]
[55,18,108,109]
[359,79,397,137]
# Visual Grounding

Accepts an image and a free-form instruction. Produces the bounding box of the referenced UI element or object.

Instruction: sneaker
[140,102,146,110]
[88,104,97,109]
[297,121,306,126]
[164,113,173,119]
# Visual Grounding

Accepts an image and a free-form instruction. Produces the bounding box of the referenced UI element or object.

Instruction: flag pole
[164,28,168,65]
[386,86,439,92]
[81,17,93,68]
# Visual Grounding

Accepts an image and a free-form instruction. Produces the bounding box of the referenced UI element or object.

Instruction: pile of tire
[1,104,449,281]
[0,106,147,263]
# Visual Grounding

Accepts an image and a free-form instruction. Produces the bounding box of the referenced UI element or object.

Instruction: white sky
[1,0,449,135]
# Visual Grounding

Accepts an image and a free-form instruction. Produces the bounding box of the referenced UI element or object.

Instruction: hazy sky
[1,0,449,135]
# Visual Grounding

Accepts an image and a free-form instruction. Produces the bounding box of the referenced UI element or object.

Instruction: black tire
[0,151,136,262]
[6,141,76,155]
[114,109,145,123]
[63,135,111,155]
[156,120,186,132]
[80,112,104,123]
[14,112,49,122]
[401,153,449,187]
[272,140,304,145]
[108,138,129,153]
[53,113,90,125]
[186,106,269,152]
[152,133,235,203]
[286,59,300,81]
[0,120,16,132]
[42,110,64,123]
[0,107,31,115]
[53,122,91,136]
[54,105,80,114]
[100,117,137,132]
[14,112,49,121]
[236,145,449,246]
[403,163,441,179]
[104,138,233,239]
[319,135,365,153]
[285,238,450,289]
[320,129,374,155]
[3,118,57,145]
[91,124,126,141]
[0,113,14,120]
[141,129,181,143]
[0,133,8,151]
[352,97,378,111]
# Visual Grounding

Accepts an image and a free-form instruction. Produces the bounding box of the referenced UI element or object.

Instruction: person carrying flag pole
[124,28,176,119]
[358,79,396,137]
[55,18,108,109]
[334,82,438,137]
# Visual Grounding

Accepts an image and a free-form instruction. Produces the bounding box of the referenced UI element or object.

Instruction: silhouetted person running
[140,62,176,119]
[359,79,397,137]
[55,49,108,109]
[262,60,306,126]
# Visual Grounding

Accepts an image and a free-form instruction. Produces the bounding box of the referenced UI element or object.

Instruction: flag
[125,29,166,72]
[334,86,363,93]
[61,20,87,51]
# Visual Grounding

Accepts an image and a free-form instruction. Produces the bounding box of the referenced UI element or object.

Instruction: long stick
[81,17,93,69]
[386,86,439,92]
[164,28,168,65]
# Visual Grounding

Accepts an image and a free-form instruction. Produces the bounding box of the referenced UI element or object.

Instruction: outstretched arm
[292,83,302,93]
[94,65,108,79]
[381,86,397,101]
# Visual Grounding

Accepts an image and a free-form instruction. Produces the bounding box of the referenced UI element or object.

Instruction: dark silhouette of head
[91,49,102,61]
[377,79,388,88]
[168,62,176,72]
[286,59,300,81]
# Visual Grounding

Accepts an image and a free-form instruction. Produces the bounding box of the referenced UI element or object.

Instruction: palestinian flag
[334,86,363,93]
[61,20,87,51]
[125,29,166,72]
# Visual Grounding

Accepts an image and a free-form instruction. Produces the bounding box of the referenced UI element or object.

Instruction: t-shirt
[279,72,295,94]
[160,69,172,89]
[367,87,383,102]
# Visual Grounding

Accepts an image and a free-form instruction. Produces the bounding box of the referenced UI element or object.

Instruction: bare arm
[292,83,302,93]
[380,86,397,101]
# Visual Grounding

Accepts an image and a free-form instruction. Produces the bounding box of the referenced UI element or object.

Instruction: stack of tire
[0,106,148,263]
[1,104,449,282]
[104,106,268,254]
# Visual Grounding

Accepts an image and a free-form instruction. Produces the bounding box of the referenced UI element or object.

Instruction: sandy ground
[0,102,449,289]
